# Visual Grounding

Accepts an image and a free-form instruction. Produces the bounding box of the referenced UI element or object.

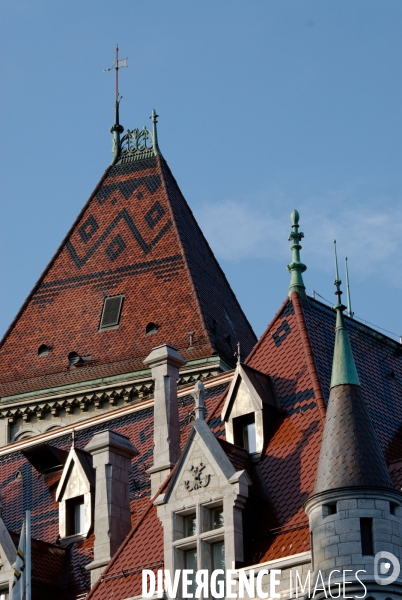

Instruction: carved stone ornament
[184,462,211,492]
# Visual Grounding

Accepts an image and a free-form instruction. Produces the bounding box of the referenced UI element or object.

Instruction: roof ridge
[245,297,290,364]
[158,156,257,354]
[156,155,213,354]
[291,292,326,427]
[0,166,112,349]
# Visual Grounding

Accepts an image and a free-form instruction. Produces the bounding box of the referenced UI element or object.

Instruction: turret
[304,241,402,599]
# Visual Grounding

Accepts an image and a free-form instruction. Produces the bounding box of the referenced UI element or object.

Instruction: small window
[68,351,82,366]
[390,502,398,516]
[99,295,124,330]
[360,518,374,555]
[0,589,9,600]
[66,496,85,536]
[233,413,257,453]
[211,507,224,530]
[184,513,197,537]
[224,334,232,347]
[38,344,50,357]
[146,322,158,335]
[323,503,337,517]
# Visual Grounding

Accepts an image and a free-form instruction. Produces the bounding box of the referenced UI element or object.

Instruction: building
[0,104,401,600]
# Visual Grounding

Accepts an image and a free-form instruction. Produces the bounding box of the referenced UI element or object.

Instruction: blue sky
[1,1,401,342]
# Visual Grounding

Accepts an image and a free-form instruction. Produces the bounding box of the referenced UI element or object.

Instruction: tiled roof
[243,294,402,563]
[314,383,394,493]
[303,297,402,463]
[2,290,401,598]
[0,155,255,397]
[10,532,69,596]
[0,381,228,599]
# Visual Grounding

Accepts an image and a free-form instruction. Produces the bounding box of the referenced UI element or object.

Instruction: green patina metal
[287,209,307,302]
[116,110,162,164]
[330,240,360,388]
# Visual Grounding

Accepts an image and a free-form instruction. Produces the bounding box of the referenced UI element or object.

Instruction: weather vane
[104,46,128,164]
[103,45,128,104]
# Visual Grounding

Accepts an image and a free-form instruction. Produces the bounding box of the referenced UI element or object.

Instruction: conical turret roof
[0,124,256,397]
[313,250,393,493]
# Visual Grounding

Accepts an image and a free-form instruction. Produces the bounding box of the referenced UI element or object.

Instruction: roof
[0,154,256,397]
[0,379,229,599]
[1,291,401,599]
[242,293,402,562]
[313,383,394,494]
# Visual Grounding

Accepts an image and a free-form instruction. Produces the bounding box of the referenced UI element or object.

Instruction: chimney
[144,344,186,496]
[84,430,138,586]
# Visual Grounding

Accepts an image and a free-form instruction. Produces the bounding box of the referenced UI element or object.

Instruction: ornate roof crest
[116,110,161,164]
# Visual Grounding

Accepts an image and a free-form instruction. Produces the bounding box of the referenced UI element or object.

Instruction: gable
[0,155,256,398]
[166,424,236,505]
[56,448,94,502]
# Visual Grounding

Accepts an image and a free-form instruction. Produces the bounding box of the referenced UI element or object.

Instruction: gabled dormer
[55,447,95,542]
[221,363,277,458]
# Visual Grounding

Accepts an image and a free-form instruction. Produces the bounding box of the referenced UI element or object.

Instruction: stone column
[144,344,186,496]
[84,430,138,586]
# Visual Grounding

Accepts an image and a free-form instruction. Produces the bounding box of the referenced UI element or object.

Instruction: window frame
[99,295,125,331]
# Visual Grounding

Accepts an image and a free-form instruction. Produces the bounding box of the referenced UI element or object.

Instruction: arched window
[38,344,51,357]
[146,322,158,335]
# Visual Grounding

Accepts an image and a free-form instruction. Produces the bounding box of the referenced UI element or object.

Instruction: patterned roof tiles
[0,156,255,397]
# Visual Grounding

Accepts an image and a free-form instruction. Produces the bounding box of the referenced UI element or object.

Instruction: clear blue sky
[1,1,401,342]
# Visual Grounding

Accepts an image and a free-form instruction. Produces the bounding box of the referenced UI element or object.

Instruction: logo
[374,551,400,585]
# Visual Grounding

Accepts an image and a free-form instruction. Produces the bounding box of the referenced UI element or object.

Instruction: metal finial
[330,240,360,388]
[104,46,127,165]
[235,341,241,364]
[150,109,161,156]
[345,257,354,318]
[71,429,76,448]
[333,240,343,309]
[287,209,307,302]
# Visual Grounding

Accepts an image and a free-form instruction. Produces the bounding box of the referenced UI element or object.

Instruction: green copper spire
[287,210,307,302]
[330,240,360,388]
[150,109,161,156]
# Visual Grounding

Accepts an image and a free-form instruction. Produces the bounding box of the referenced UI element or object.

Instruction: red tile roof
[0,156,256,397]
[2,290,401,599]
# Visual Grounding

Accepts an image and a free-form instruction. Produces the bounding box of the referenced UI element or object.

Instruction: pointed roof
[313,244,393,493]
[313,382,394,493]
[0,125,256,397]
[313,294,393,493]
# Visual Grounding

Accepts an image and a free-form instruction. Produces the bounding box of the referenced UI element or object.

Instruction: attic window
[38,344,50,357]
[68,351,84,366]
[224,334,232,347]
[233,413,256,453]
[146,322,158,335]
[99,295,124,330]
[66,495,85,535]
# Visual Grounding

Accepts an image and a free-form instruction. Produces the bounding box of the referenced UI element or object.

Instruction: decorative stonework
[184,462,211,492]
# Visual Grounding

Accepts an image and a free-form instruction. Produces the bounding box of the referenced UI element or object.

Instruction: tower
[0,107,256,443]
[304,242,402,598]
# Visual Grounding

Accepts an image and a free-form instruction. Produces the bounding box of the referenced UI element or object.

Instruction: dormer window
[56,447,94,541]
[66,496,85,535]
[233,413,257,453]
[221,363,276,457]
